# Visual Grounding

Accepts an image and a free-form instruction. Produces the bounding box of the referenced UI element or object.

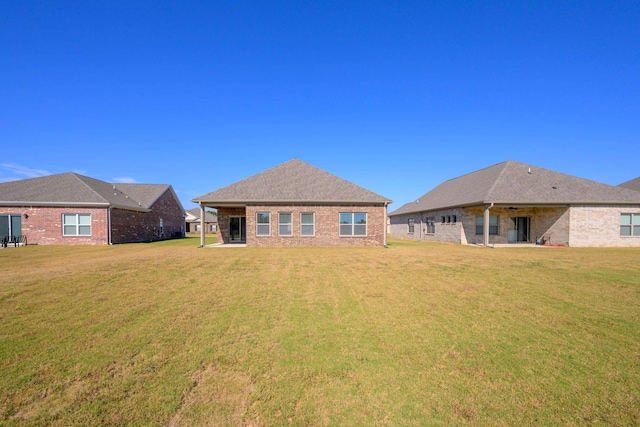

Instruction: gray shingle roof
[114,183,174,209]
[0,172,177,211]
[186,208,218,223]
[193,159,392,204]
[390,160,640,216]
[619,176,640,192]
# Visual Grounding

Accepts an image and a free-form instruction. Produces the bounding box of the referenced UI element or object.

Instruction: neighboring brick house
[185,208,218,233]
[192,159,392,247]
[389,160,640,247]
[0,173,185,245]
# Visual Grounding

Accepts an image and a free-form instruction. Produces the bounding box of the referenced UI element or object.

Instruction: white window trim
[300,212,315,237]
[339,212,368,237]
[620,213,640,237]
[279,212,293,237]
[256,212,270,236]
[62,213,92,236]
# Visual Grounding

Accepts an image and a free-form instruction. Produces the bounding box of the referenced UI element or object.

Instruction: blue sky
[2,1,638,210]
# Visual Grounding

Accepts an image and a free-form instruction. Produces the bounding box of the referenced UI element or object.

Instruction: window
[256,212,270,236]
[408,218,415,233]
[442,216,446,224]
[63,213,91,236]
[340,212,367,236]
[426,217,435,234]
[620,213,640,236]
[447,216,451,223]
[159,218,164,235]
[279,212,292,236]
[476,215,499,235]
[452,215,457,223]
[301,213,315,236]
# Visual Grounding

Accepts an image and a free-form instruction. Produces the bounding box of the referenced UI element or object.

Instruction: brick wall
[569,205,640,247]
[216,204,387,246]
[390,206,572,245]
[1,190,184,245]
[389,209,464,243]
[215,207,246,244]
[111,190,185,244]
[461,207,570,245]
[1,206,109,245]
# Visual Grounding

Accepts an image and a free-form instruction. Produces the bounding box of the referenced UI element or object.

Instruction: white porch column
[483,204,491,247]
[200,204,206,247]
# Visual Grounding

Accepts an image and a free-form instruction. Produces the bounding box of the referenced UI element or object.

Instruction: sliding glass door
[0,215,21,241]
[229,217,246,242]
[508,217,530,243]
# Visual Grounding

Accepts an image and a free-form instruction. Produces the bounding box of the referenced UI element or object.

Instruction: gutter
[0,201,111,207]
[193,200,392,206]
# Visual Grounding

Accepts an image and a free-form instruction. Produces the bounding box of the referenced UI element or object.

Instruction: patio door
[508,217,530,243]
[0,215,21,241]
[229,216,246,242]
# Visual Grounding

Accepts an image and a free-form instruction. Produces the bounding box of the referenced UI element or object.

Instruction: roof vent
[113,185,116,189]
[528,168,531,174]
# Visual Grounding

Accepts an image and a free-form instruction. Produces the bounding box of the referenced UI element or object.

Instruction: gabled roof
[186,208,218,223]
[390,160,640,216]
[619,176,640,192]
[0,172,181,212]
[115,183,180,210]
[193,159,392,205]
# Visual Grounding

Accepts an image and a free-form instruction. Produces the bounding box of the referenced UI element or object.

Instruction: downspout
[108,206,112,245]
[483,202,494,247]
[199,203,206,248]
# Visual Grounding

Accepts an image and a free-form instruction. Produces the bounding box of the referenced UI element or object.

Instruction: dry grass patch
[1,236,639,425]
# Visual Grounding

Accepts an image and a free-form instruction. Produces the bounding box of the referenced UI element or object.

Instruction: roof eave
[194,199,392,206]
[390,199,640,216]
[0,201,111,207]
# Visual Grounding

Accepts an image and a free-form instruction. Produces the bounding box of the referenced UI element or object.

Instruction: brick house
[389,160,640,247]
[185,208,218,233]
[192,159,392,247]
[0,173,185,245]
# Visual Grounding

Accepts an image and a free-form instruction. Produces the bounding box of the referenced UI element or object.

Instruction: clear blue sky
[2,1,638,210]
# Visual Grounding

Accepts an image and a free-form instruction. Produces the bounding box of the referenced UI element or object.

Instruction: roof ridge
[483,160,513,202]
[115,183,170,206]
[69,173,112,204]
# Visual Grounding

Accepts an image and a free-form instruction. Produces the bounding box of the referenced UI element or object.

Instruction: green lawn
[1,237,639,426]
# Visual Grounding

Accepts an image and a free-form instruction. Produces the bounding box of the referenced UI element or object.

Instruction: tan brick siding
[391,206,574,245]
[389,209,464,243]
[569,206,640,247]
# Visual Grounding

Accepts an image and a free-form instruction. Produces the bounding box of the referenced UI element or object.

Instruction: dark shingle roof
[619,176,640,192]
[0,172,179,211]
[390,160,640,216]
[193,159,392,204]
